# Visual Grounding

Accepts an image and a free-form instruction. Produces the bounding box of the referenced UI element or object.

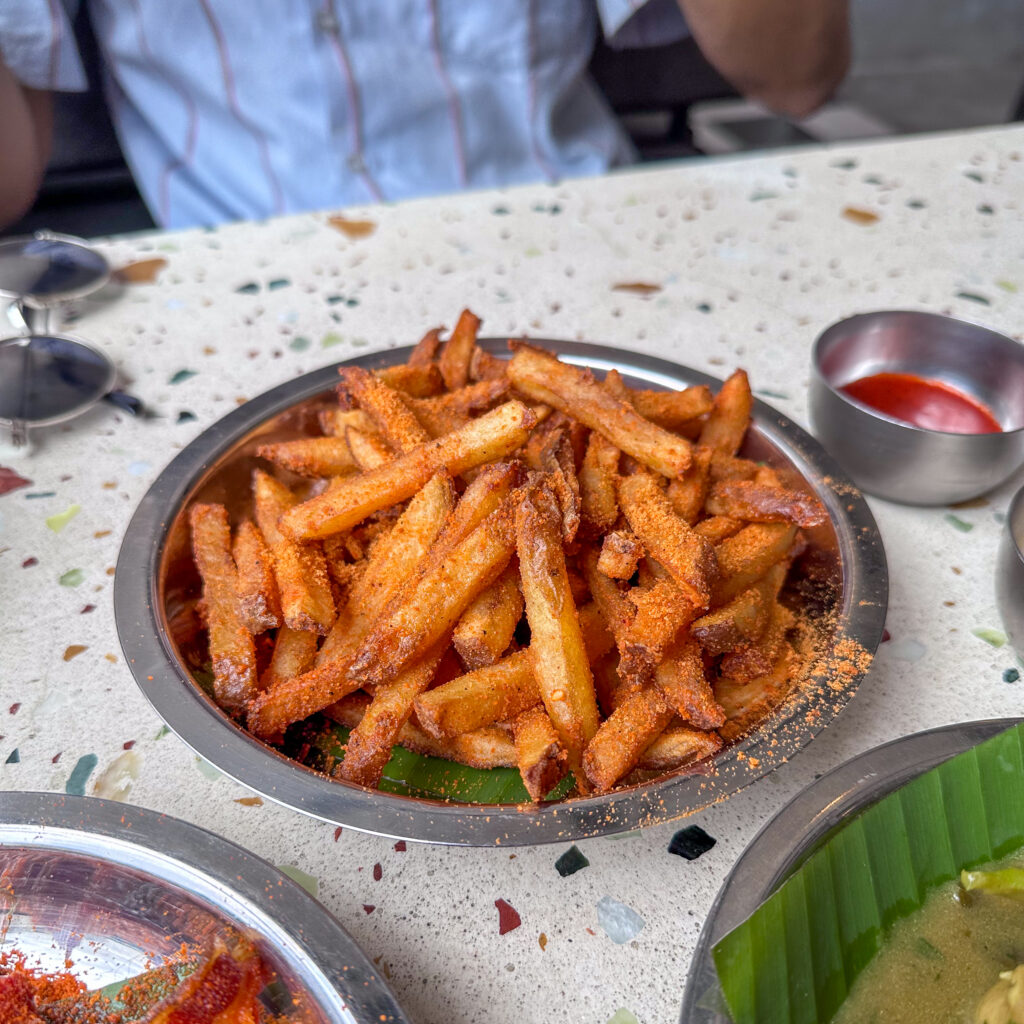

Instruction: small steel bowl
[0,792,409,1023]
[997,483,1024,656]
[809,311,1024,505]
[680,718,1023,1023]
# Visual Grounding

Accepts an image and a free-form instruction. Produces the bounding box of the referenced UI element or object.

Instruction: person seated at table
[0,0,849,231]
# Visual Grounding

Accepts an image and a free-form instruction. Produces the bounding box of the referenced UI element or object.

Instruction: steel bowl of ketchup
[810,310,1024,504]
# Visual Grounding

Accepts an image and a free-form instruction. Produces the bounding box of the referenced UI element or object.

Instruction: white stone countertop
[2,124,1023,1024]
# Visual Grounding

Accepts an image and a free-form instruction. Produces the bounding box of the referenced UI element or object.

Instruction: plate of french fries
[116,311,887,845]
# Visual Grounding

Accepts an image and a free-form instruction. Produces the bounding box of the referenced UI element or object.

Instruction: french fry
[189,503,258,712]
[281,400,536,540]
[581,548,634,648]
[375,362,444,397]
[591,652,624,717]
[516,484,599,784]
[528,425,581,544]
[344,426,391,471]
[617,470,718,610]
[578,600,615,662]
[619,576,699,684]
[582,687,675,793]
[630,385,713,435]
[715,644,797,742]
[720,600,795,683]
[709,453,759,482]
[712,522,797,606]
[691,561,786,655]
[578,429,620,537]
[705,480,827,528]
[405,379,511,437]
[512,705,567,801]
[508,344,692,478]
[439,308,480,391]
[469,346,508,382]
[452,565,523,670]
[637,723,723,771]
[338,366,428,452]
[699,369,752,457]
[692,514,743,544]
[256,437,357,478]
[408,326,442,367]
[319,407,378,437]
[653,638,725,730]
[597,529,644,580]
[260,625,318,691]
[253,471,335,634]
[666,445,712,524]
[232,521,281,633]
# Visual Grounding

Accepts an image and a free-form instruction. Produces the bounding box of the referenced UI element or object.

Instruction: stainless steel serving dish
[115,340,888,845]
[680,718,1023,1023]
[0,791,408,1023]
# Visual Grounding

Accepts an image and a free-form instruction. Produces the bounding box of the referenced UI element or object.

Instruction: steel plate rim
[0,790,410,1023]
[114,339,888,846]
[680,716,1024,1024]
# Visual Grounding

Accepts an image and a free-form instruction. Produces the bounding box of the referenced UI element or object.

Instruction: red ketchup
[840,372,1002,434]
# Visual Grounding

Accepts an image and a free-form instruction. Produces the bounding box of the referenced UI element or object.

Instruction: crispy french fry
[253,471,335,634]
[189,503,258,712]
[527,426,581,544]
[404,378,510,437]
[619,576,699,684]
[256,437,357,478]
[705,480,827,528]
[578,429,620,537]
[618,470,718,610]
[715,644,797,742]
[637,724,723,771]
[408,327,442,366]
[720,599,795,683]
[709,453,759,482]
[319,407,378,437]
[281,400,535,541]
[653,638,725,730]
[591,652,623,718]
[516,484,599,784]
[452,565,523,670]
[247,473,454,738]
[581,548,634,648]
[439,308,480,391]
[338,366,428,453]
[512,704,567,801]
[630,385,713,435]
[337,641,449,787]
[666,445,712,524]
[344,426,391,471]
[712,522,797,606]
[469,346,508,382]
[692,514,743,544]
[578,600,615,663]
[699,369,752,457]
[597,529,644,580]
[582,687,675,793]
[232,521,281,633]
[691,561,786,655]
[375,362,444,397]
[509,344,692,478]
[260,625,318,691]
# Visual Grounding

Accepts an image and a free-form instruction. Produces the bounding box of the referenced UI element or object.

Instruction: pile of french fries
[188,309,826,800]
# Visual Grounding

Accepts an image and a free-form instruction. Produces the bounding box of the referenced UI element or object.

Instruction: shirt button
[315,9,339,34]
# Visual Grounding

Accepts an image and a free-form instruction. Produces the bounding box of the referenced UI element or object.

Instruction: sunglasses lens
[0,237,109,302]
[0,336,113,423]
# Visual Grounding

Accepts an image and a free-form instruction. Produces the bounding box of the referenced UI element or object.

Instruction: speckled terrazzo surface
[2,125,1024,1024]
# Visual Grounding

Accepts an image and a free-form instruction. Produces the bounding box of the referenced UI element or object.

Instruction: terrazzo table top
[3,124,1024,1024]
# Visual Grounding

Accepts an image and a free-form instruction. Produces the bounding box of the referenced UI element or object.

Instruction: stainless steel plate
[0,792,408,1023]
[114,340,888,845]
[680,718,1024,1023]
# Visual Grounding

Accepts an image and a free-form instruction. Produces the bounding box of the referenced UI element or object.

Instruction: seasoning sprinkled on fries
[186,309,825,799]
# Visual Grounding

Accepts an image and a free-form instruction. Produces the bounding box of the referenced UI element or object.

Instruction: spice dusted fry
[720,599,796,683]
[253,470,335,634]
[319,407,378,437]
[337,642,448,787]
[691,561,786,654]
[281,400,536,540]
[577,600,615,662]
[666,445,712,524]
[404,378,510,437]
[578,429,621,537]
[582,687,675,793]
[453,565,523,670]
[637,723,723,771]
[709,452,760,482]
[705,480,828,528]
[415,649,538,738]
[693,514,743,544]
[516,483,599,784]
[653,638,725,730]
[581,547,634,649]
[375,362,444,397]
[408,326,442,366]
[591,652,624,717]
[260,625,318,691]
[345,426,391,471]
[439,308,481,390]
[255,437,357,478]
[699,369,752,457]
[248,474,454,739]
[512,704,568,801]
[508,343,692,478]
[597,529,644,580]
[232,521,281,633]
[189,504,257,713]
[338,366,428,452]
[619,575,699,684]
[630,385,714,435]
[469,345,509,382]
[712,521,797,606]
[715,644,798,742]
[618,470,718,610]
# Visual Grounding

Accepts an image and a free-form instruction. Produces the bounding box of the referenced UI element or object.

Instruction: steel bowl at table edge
[114,339,888,846]
[809,310,1024,505]
[0,791,409,1024]
[679,718,1024,1024]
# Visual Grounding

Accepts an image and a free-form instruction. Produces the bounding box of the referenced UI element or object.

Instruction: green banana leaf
[712,722,1024,1024]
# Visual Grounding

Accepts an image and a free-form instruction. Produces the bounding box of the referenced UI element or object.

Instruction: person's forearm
[0,57,52,227]
[678,0,850,119]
